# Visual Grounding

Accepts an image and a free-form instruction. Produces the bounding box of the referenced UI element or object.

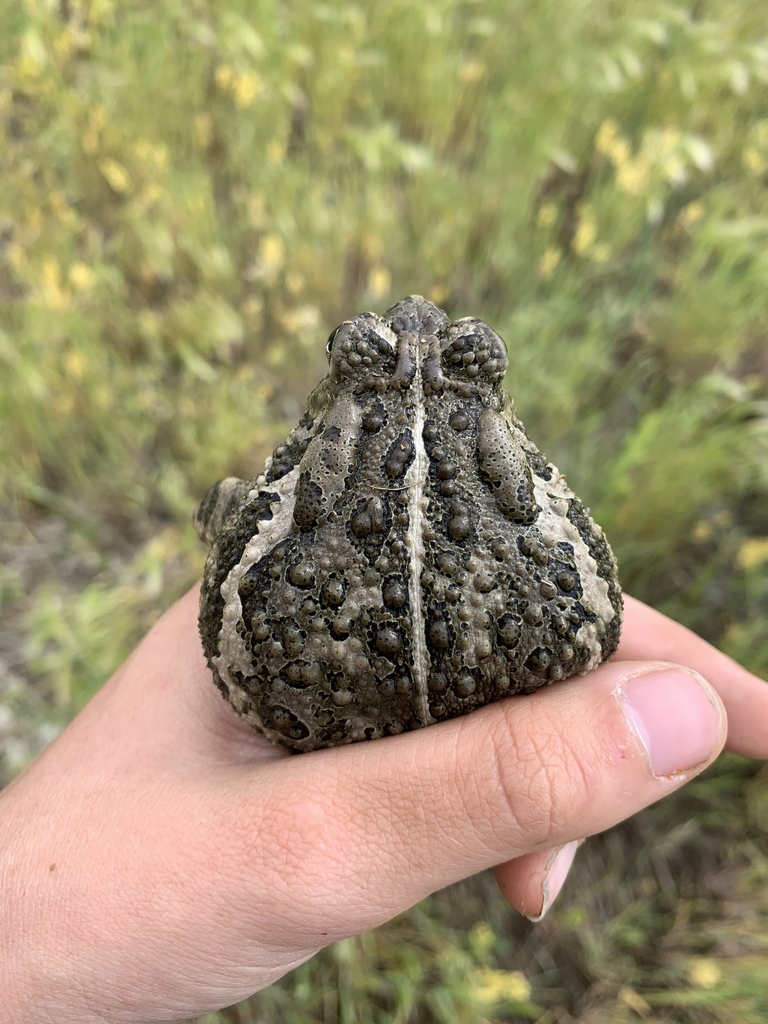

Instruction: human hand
[2,588,766,1023]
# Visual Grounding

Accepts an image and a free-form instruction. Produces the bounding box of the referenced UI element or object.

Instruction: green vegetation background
[1,0,767,1020]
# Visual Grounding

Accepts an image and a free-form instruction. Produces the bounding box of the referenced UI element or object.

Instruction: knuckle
[483,704,597,848]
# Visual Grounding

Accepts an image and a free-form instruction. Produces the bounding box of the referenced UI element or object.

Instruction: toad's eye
[326,325,342,359]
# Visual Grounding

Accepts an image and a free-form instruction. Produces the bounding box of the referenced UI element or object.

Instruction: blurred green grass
[1,0,767,1021]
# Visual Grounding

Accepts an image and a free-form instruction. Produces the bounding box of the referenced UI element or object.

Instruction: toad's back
[195,296,623,752]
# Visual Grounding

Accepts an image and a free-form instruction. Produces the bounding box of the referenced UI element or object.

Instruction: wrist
[0,788,80,1024]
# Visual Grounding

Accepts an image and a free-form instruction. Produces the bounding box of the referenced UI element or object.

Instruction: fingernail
[526,840,580,922]
[618,669,724,778]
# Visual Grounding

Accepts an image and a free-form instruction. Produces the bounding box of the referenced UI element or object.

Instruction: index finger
[618,594,768,759]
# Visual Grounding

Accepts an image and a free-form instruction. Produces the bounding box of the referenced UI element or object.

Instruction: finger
[209,659,725,945]
[619,595,768,759]
[493,840,582,921]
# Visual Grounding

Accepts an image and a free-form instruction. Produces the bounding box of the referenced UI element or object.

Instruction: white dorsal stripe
[402,332,433,726]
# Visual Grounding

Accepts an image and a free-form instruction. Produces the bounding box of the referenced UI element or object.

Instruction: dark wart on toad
[194,295,623,752]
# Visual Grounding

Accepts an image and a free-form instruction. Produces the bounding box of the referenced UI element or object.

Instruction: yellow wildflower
[471,967,531,1006]
[134,140,169,172]
[7,244,25,270]
[367,266,391,299]
[280,305,320,335]
[458,60,485,83]
[64,348,87,379]
[595,118,620,154]
[91,104,108,130]
[468,921,495,958]
[537,202,557,229]
[40,257,70,310]
[17,29,47,79]
[573,205,597,256]
[737,537,768,571]
[679,201,704,227]
[69,262,95,291]
[595,119,631,167]
[53,29,76,61]
[100,159,130,193]
[538,247,561,277]
[139,183,163,208]
[743,146,767,176]
[82,104,107,154]
[691,519,713,543]
[233,72,263,108]
[687,957,722,989]
[616,156,650,196]
[427,284,449,305]
[258,234,284,279]
[215,64,236,91]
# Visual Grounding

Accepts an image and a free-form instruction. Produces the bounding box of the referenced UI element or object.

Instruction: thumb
[234,661,726,943]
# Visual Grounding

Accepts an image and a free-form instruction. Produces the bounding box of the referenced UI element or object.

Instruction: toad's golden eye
[325,325,342,358]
